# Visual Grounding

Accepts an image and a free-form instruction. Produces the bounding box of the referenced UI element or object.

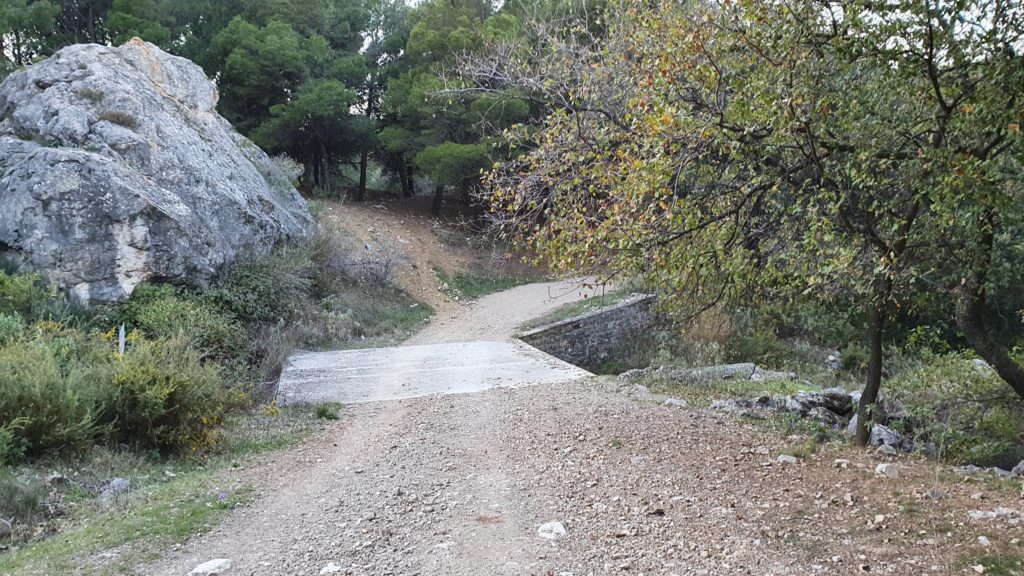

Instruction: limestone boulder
[0,39,315,302]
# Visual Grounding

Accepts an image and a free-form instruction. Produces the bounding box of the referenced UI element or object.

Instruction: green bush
[120,284,245,360]
[0,418,26,465]
[210,246,314,324]
[0,471,46,533]
[889,352,1024,464]
[0,271,51,316]
[726,309,791,367]
[0,338,106,455]
[0,312,25,343]
[104,337,226,453]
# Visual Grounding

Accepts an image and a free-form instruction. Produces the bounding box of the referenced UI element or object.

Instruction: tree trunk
[400,163,413,198]
[957,210,1024,399]
[401,163,413,196]
[356,145,368,202]
[319,140,331,196]
[855,276,889,446]
[431,184,444,216]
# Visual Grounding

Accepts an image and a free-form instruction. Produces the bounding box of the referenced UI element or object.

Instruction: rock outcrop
[0,39,315,302]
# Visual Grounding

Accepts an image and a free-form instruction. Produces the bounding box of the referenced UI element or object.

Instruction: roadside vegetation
[616,302,1024,468]
[434,266,543,301]
[0,230,431,556]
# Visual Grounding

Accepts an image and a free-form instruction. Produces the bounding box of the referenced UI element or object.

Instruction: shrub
[0,418,26,465]
[0,271,51,317]
[104,337,226,453]
[210,247,314,324]
[0,339,106,455]
[269,154,304,187]
[314,403,340,420]
[0,471,46,534]
[889,352,1024,465]
[0,312,25,343]
[120,284,245,360]
[726,309,791,368]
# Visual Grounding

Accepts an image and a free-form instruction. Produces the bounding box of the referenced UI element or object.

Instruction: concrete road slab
[277,340,591,404]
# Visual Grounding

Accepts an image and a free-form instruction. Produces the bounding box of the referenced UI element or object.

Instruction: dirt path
[316,197,524,320]
[141,205,1021,576]
[141,377,1021,576]
[405,278,609,345]
[142,281,1023,576]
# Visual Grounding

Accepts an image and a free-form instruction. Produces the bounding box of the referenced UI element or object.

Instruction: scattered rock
[874,463,899,478]
[967,507,1020,521]
[777,454,799,464]
[1012,460,1024,478]
[978,536,992,547]
[874,444,898,457]
[320,563,343,575]
[0,39,314,302]
[826,351,842,371]
[806,406,846,428]
[188,559,232,575]
[100,477,131,503]
[869,424,903,449]
[662,398,687,408]
[538,521,567,539]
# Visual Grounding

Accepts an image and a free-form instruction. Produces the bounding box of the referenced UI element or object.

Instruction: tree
[0,0,61,72]
[208,16,332,133]
[106,0,171,44]
[51,0,111,46]
[352,0,409,202]
[252,79,360,194]
[381,0,532,214]
[415,141,491,215]
[477,0,1024,443]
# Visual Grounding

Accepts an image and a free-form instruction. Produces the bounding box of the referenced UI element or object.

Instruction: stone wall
[517,294,656,371]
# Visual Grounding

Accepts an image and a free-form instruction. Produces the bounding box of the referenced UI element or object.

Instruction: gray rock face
[0,39,314,302]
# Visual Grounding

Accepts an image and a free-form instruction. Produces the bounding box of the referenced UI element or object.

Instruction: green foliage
[120,284,245,361]
[0,312,26,344]
[0,418,27,465]
[105,337,226,453]
[888,352,1024,465]
[414,142,490,188]
[840,344,870,375]
[434,267,541,300]
[0,471,45,532]
[106,0,172,45]
[958,552,1024,576]
[0,335,106,455]
[0,0,60,68]
[483,0,1024,407]
[0,271,50,316]
[314,403,341,420]
[726,310,791,368]
[210,247,314,325]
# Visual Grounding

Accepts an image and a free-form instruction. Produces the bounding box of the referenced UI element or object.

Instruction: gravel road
[142,284,1023,576]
